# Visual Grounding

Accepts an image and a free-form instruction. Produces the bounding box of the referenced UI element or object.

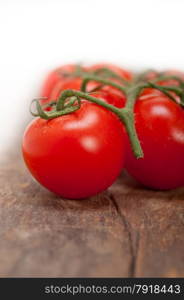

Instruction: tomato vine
[31,68,184,159]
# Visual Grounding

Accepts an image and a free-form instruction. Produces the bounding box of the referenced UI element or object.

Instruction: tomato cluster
[22,63,184,199]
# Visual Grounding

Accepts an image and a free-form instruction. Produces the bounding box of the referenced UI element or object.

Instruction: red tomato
[158,70,184,103]
[22,95,126,199]
[138,71,162,99]
[140,70,184,101]
[139,69,184,85]
[40,64,87,98]
[159,70,184,86]
[125,94,184,190]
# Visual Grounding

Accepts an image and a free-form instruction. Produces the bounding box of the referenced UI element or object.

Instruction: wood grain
[0,152,184,277]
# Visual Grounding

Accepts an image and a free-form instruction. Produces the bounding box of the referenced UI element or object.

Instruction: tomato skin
[125,94,184,190]
[40,64,86,98]
[91,90,125,108]
[22,98,126,199]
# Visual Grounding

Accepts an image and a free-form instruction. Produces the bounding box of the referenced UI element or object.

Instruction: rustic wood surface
[0,150,184,278]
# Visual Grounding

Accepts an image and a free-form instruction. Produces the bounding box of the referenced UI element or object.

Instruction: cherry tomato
[40,64,86,98]
[159,70,184,86]
[140,69,184,86]
[140,70,184,101]
[22,95,126,199]
[125,94,184,190]
[158,70,184,103]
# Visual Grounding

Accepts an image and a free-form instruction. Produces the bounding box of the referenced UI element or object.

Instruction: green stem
[57,65,130,87]
[133,69,157,83]
[31,69,184,162]
[122,84,146,157]
[80,75,126,93]
[125,84,147,109]
[30,97,81,119]
[56,89,143,158]
[56,89,120,112]
[93,67,129,84]
[148,82,182,104]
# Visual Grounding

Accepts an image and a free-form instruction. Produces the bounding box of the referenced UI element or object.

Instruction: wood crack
[109,192,140,277]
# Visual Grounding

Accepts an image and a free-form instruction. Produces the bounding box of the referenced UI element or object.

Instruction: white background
[0,0,184,154]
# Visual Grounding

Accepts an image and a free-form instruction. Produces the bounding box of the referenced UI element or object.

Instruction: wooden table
[0,149,184,277]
